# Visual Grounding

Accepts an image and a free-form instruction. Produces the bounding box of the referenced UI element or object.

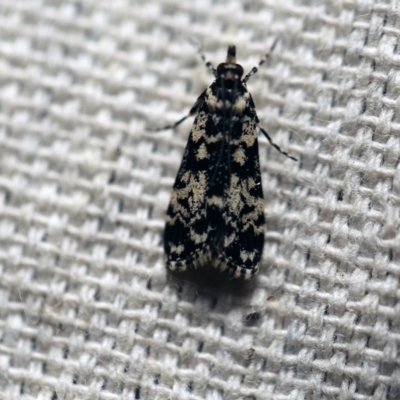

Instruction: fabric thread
[0,1,399,399]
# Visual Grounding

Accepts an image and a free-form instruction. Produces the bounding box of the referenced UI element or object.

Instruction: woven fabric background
[0,1,399,399]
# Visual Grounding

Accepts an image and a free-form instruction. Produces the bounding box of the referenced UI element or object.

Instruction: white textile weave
[0,1,399,399]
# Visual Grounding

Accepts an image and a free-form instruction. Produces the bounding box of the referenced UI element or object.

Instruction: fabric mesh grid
[0,1,399,399]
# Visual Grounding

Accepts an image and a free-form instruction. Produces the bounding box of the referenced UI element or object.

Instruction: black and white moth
[156,44,296,279]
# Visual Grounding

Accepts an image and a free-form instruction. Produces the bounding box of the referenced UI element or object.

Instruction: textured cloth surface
[0,1,399,399]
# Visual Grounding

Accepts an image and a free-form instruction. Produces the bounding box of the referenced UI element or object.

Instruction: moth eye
[216,63,226,76]
[236,65,244,78]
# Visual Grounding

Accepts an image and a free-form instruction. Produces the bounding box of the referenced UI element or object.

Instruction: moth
[155,43,296,279]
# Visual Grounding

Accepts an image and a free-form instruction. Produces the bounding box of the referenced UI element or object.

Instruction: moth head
[216,45,244,82]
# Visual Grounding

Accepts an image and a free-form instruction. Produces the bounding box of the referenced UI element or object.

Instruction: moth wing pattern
[218,95,265,279]
[164,91,214,271]
[164,90,265,279]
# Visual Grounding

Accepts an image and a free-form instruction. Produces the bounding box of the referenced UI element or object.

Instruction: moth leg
[243,39,278,83]
[147,92,205,132]
[259,126,297,161]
